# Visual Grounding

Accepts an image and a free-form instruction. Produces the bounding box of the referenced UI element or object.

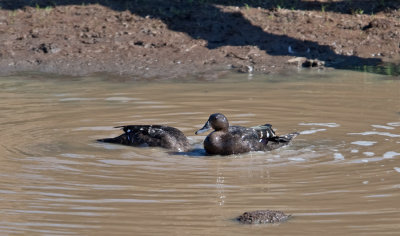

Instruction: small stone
[232,64,254,73]
[50,47,61,54]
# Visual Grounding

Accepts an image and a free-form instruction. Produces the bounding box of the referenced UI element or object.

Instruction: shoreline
[0,1,399,78]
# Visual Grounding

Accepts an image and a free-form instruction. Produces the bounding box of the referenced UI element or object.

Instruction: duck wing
[229,124,298,152]
[229,126,260,140]
[251,124,276,140]
[228,126,268,152]
[265,132,299,151]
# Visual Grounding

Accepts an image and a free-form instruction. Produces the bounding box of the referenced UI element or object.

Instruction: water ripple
[387,122,400,127]
[105,97,140,101]
[371,124,395,130]
[383,151,400,159]
[348,131,400,138]
[300,129,326,135]
[351,141,377,146]
[299,123,340,128]
[363,152,375,157]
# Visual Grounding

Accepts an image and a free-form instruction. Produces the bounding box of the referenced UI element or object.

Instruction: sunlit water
[0,70,399,235]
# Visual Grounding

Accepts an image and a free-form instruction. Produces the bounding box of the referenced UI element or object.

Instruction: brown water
[1,70,399,235]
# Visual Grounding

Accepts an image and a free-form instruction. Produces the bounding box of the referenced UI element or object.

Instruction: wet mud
[0,0,399,77]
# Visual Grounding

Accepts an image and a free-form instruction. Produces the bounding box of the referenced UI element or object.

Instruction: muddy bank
[0,0,399,78]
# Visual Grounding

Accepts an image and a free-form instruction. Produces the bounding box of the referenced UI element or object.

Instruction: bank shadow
[1,0,387,71]
[3,0,399,15]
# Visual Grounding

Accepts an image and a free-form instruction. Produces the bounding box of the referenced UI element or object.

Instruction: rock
[288,57,325,68]
[237,210,291,224]
[302,59,325,68]
[232,64,254,73]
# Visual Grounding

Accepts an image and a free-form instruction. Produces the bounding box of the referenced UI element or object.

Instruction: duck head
[195,113,229,134]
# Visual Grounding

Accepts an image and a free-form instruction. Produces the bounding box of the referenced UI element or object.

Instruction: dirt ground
[0,0,399,78]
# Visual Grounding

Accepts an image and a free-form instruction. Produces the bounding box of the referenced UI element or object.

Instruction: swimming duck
[97,125,190,152]
[195,113,299,155]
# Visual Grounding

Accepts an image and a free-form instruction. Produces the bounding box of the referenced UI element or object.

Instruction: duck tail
[265,132,299,151]
[272,132,299,142]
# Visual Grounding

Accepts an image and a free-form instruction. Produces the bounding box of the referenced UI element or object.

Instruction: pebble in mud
[237,210,291,224]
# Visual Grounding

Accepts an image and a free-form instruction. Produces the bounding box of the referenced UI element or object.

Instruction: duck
[97,125,190,152]
[195,113,299,155]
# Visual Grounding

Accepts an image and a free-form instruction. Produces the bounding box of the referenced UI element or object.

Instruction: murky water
[1,70,399,235]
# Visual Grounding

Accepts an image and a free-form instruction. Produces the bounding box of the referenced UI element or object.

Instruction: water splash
[351,141,377,146]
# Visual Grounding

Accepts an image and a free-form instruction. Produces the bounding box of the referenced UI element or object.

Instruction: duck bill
[195,121,211,135]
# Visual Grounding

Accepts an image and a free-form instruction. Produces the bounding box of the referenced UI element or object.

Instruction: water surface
[1,70,399,235]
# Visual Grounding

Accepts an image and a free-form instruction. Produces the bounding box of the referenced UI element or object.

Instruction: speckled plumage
[196,113,299,155]
[97,125,190,152]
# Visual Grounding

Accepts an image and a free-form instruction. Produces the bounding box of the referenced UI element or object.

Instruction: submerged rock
[237,210,291,224]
